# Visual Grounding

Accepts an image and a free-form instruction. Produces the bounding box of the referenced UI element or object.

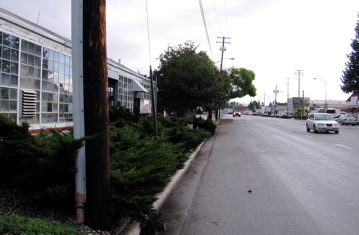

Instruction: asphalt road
[159,114,359,235]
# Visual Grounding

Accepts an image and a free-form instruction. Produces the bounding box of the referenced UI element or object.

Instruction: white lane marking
[305,135,313,138]
[335,144,352,149]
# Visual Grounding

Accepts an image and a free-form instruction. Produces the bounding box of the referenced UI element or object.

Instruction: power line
[145,0,152,66]
[199,0,214,59]
[212,0,224,36]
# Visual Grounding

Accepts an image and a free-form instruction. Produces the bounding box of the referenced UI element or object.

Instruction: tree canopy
[341,15,359,94]
[155,41,229,116]
[228,67,257,99]
[155,41,257,116]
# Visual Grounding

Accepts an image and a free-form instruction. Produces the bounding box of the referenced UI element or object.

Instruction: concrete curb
[116,140,206,235]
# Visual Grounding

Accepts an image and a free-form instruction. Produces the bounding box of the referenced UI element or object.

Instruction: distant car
[233,111,241,117]
[306,113,339,134]
[336,115,357,126]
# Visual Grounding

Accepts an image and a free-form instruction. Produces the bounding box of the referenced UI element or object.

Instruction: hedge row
[0,104,216,233]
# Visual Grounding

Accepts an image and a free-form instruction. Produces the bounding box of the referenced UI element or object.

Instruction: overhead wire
[199,0,214,60]
[145,0,152,66]
[212,0,224,36]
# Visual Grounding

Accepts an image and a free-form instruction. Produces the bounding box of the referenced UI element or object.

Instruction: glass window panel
[53,103,58,112]
[35,45,41,56]
[28,42,34,54]
[53,51,60,61]
[42,81,47,91]
[59,73,64,84]
[34,67,40,78]
[53,72,58,82]
[43,47,49,59]
[1,73,9,86]
[1,87,9,99]
[47,80,54,91]
[48,49,54,60]
[28,54,34,66]
[53,83,58,92]
[9,113,17,121]
[42,69,48,80]
[60,53,65,64]
[47,103,52,112]
[42,92,48,101]
[35,79,40,90]
[59,63,65,73]
[47,70,54,81]
[9,100,16,111]
[3,34,11,46]
[10,62,18,74]
[10,75,18,87]
[21,53,27,63]
[53,61,59,72]
[28,66,34,77]
[42,58,49,69]
[68,103,73,112]
[11,36,19,49]
[21,40,28,52]
[34,56,41,67]
[2,60,10,72]
[48,60,53,70]
[41,102,47,112]
[69,56,72,65]
[0,100,9,111]
[20,64,27,76]
[65,65,70,74]
[0,32,2,45]
[10,49,18,61]
[47,93,53,102]
[2,46,10,59]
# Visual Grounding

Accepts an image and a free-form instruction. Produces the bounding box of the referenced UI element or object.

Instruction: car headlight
[317,123,325,126]
[334,123,339,127]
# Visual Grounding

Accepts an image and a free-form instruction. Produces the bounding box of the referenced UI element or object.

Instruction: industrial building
[0,8,154,133]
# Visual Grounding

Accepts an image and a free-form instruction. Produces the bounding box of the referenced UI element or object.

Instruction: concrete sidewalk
[117,127,218,235]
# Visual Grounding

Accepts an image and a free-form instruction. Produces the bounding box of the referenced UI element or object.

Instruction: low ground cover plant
[0,104,216,233]
[0,214,85,235]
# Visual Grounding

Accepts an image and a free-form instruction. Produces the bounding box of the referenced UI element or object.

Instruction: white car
[306,113,339,134]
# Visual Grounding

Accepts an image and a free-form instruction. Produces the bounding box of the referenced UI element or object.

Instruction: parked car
[233,111,241,117]
[336,115,357,126]
[306,113,339,133]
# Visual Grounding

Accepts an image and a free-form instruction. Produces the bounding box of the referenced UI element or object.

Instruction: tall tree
[228,67,257,98]
[341,15,359,94]
[155,41,227,116]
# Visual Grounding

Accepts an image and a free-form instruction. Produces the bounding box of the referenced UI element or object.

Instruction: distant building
[0,8,155,133]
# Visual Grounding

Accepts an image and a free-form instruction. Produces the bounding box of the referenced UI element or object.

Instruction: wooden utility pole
[83,0,111,230]
[216,36,231,71]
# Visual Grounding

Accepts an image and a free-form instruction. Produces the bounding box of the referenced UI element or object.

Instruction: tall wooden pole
[83,0,110,229]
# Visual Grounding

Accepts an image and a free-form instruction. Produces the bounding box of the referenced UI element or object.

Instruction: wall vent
[21,89,37,118]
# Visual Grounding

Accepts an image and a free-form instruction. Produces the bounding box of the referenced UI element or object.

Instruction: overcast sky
[2,0,359,104]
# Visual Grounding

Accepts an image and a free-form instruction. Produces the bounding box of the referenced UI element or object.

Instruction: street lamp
[215,57,235,65]
[314,78,327,110]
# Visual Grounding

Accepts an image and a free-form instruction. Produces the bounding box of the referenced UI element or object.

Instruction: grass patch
[0,214,85,235]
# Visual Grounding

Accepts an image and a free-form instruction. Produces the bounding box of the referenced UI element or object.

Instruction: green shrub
[0,214,85,235]
[0,115,85,207]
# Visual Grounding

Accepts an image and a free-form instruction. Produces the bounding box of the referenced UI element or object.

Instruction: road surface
[159,114,359,235]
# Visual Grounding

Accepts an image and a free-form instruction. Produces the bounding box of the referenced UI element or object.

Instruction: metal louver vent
[22,89,37,118]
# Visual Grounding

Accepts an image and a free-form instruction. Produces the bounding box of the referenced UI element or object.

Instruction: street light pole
[314,78,327,110]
